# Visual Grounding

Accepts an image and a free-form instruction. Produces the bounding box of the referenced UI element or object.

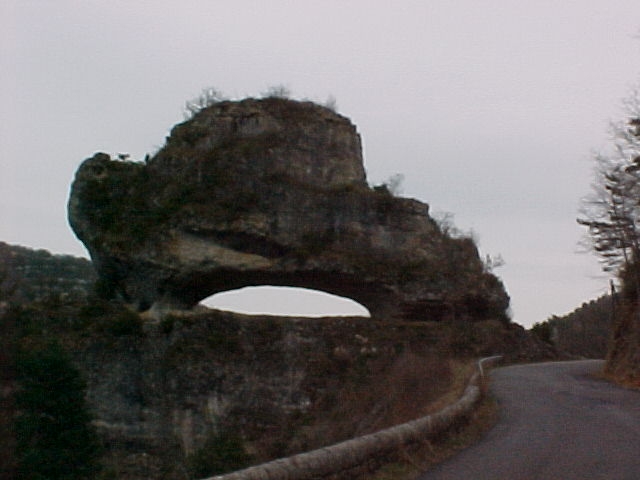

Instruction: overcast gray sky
[2,1,639,327]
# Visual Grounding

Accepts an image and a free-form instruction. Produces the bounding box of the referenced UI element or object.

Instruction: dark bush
[105,310,143,337]
[530,321,552,344]
[187,429,252,477]
[15,341,102,479]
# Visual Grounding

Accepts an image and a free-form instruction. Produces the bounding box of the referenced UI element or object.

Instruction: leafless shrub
[261,84,292,99]
[184,87,227,119]
[323,95,338,112]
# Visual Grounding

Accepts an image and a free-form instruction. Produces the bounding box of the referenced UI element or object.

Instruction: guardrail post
[478,355,503,380]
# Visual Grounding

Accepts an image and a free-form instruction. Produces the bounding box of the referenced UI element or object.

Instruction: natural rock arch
[68,97,509,322]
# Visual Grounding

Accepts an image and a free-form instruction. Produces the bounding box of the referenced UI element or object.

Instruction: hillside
[530,295,612,359]
[0,241,95,305]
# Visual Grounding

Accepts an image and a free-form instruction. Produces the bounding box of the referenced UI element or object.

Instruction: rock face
[69,310,550,477]
[68,97,509,321]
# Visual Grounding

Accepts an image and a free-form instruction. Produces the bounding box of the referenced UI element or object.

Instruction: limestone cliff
[68,97,509,322]
[5,298,551,479]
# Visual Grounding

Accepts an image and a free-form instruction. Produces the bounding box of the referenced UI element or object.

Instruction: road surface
[418,360,640,480]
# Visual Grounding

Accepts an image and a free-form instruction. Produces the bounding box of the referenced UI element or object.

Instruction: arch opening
[200,286,371,318]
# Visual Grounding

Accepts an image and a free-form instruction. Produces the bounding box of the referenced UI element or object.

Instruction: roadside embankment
[206,356,502,480]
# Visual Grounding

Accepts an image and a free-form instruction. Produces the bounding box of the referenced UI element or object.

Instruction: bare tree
[184,87,227,119]
[323,94,338,112]
[579,88,640,294]
[261,84,291,99]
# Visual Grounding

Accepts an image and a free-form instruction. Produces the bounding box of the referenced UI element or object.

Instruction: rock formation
[68,97,509,321]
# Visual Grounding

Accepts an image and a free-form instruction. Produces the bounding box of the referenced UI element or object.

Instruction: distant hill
[530,295,612,359]
[0,241,95,304]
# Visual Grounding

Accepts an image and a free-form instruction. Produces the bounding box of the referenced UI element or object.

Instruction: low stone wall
[206,356,502,480]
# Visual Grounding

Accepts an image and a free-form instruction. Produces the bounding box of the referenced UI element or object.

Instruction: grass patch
[369,395,499,480]
[269,354,478,465]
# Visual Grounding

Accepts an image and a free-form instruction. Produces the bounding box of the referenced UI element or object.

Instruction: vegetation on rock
[15,340,102,480]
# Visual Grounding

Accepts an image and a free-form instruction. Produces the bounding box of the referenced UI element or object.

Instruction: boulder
[68,97,509,321]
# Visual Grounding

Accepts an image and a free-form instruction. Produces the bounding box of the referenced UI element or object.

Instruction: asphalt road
[418,360,640,480]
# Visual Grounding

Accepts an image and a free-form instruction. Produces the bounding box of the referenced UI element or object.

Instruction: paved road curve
[418,360,640,480]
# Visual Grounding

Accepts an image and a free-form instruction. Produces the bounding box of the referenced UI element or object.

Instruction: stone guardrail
[206,355,503,480]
